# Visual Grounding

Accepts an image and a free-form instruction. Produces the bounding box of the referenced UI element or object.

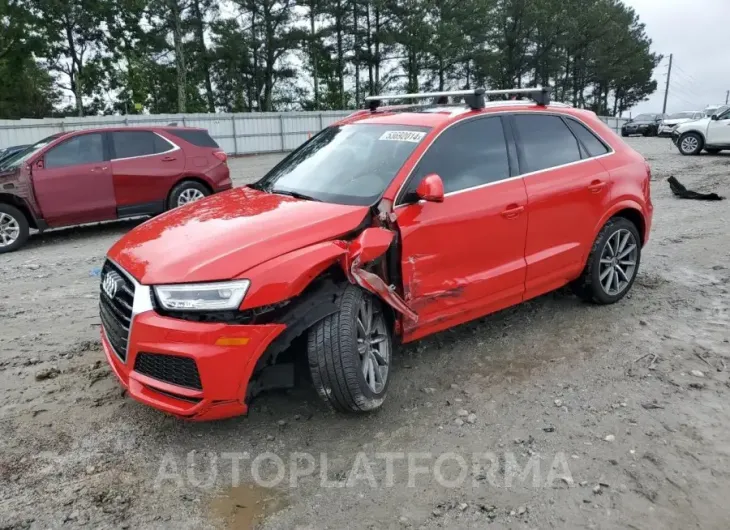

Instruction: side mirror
[415,173,444,203]
[35,159,44,169]
[711,114,719,121]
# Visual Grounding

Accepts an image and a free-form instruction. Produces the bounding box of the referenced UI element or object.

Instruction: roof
[58,125,207,136]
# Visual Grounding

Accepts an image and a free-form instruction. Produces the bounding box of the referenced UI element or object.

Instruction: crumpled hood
[662,118,693,126]
[108,187,369,284]
[676,117,710,132]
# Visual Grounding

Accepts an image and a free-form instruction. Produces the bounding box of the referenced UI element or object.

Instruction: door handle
[162,156,177,162]
[588,180,606,193]
[501,204,524,219]
[89,166,108,172]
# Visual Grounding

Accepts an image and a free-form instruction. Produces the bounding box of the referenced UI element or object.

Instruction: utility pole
[662,53,673,114]
[726,90,729,105]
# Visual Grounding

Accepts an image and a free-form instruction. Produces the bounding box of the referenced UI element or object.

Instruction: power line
[669,80,699,100]
[673,64,701,86]
[671,70,701,92]
[668,92,698,109]
[668,82,700,103]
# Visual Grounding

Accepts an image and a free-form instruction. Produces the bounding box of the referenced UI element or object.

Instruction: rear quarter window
[565,119,610,158]
[168,129,219,148]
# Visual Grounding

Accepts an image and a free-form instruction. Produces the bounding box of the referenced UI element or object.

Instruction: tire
[677,132,703,156]
[0,203,30,254]
[307,284,392,413]
[167,180,211,210]
[705,148,721,155]
[571,217,641,305]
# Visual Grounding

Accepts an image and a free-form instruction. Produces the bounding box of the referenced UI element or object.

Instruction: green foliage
[0,0,659,118]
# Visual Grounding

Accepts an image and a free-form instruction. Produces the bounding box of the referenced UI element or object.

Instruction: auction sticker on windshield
[379,130,426,143]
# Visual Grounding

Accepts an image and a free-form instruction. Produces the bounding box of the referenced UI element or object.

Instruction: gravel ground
[1,139,729,529]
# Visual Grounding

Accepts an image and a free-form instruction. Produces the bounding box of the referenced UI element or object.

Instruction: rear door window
[512,114,581,173]
[112,131,173,159]
[168,129,219,148]
[565,119,610,158]
[45,134,105,169]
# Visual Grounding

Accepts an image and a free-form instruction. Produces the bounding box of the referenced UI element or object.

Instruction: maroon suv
[0,127,232,253]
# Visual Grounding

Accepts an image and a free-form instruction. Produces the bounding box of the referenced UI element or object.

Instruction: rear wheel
[571,217,641,305]
[0,204,29,254]
[308,285,392,413]
[167,181,210,210]
[677,132,703,155]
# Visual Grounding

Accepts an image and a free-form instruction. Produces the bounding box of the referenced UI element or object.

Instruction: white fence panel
[0,110,627,155]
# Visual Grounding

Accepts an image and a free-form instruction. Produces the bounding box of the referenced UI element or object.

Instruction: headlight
[154,280,250,311]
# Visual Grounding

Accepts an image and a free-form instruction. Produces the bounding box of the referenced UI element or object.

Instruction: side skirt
[117,201,166,218]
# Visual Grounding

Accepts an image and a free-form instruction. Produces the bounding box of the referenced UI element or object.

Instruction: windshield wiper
[272,189,322,202]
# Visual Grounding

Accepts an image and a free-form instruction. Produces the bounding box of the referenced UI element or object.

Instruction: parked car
[621,113,667,137]
[673,106,730,155]
[0,127,231,253]
[98,88,653,420]
[0,144,30,168]
[657,111,704,137]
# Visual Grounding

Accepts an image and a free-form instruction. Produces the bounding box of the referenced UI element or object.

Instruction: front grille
[134,352,203,390]
[99,260,135,362]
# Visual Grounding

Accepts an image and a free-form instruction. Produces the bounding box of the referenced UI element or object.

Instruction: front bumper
[102,310,285,420]
[657,126,676,137]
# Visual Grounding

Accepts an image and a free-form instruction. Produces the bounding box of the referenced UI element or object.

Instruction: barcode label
[379,130,426,143]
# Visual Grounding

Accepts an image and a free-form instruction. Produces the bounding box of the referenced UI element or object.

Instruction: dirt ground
[1,138,729,530]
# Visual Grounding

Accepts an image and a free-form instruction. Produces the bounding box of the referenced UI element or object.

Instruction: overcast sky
[624,0,730,116]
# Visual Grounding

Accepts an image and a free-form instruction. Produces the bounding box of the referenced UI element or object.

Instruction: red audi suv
[99,88,653,420]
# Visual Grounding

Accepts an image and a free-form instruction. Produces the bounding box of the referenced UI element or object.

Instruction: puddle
[210,484,289,529]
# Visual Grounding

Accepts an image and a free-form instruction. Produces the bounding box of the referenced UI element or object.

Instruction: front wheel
[571,217,641,304]
[677,132,703,156]
[308,285,392,413]
[0,204,30,254]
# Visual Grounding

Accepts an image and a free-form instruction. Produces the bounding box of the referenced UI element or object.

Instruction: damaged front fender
[241,227,417,325]
[341,227,419,323]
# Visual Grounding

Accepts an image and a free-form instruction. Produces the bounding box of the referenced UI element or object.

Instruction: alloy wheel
[177,188,205,206]
[599,228,638,296]
[356,295,389,394]
[680,135,699,154]
[0,212,20,247]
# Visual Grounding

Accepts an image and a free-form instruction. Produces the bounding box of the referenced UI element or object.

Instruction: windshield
[633,114,656,121]
[2,134,62,169]
[253,124,430,206]
[668,112,696,119]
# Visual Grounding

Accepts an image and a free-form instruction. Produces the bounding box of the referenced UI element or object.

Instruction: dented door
[394,178,529,340]
[389,115,529,341]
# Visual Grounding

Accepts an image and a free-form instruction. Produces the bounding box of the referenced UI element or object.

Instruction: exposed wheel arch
[0,193,39,230]
[611,207,645,245]
[677,131,705,155]
[166,177,213,207]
